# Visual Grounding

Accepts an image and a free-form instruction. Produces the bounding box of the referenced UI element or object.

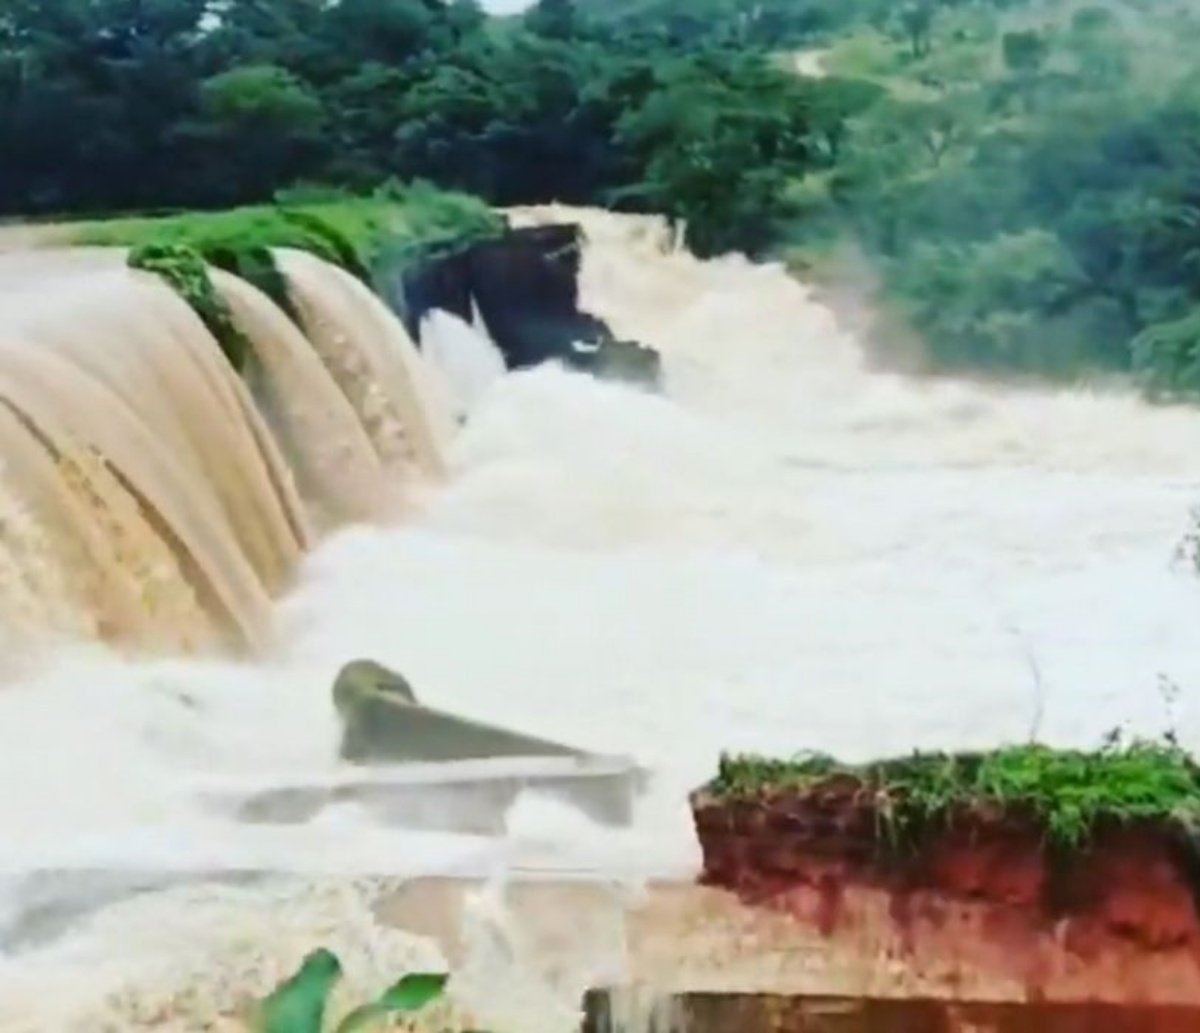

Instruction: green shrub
[1132,308,1200,397]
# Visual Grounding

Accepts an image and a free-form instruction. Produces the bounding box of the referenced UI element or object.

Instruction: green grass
[74,182,502,369]
[128,243,252,370]
[707,738,1200,849]
[77,182,499,274]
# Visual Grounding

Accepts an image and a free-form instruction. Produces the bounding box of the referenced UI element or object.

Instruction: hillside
[541,0,1200,398]
[791,0,1200,391]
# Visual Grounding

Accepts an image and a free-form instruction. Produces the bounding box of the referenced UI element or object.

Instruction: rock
[332,659,584,764]
[566,337,663,389]
[379,224,661,389]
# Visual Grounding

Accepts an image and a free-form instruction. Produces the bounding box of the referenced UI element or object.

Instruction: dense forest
[5,0,1200,392]
[809,1,1200,391]
[0,0,824,255]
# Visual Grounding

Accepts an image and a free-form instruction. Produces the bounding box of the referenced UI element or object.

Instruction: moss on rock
[128,243,251,370]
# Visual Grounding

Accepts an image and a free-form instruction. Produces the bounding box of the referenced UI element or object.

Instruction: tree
[890,96,974,169]
[895,230,1091,371]
[806,77,884,162]
[899,2,935,59]
[191,64,325,202]
[1070,6,1116,36]
[1132,309,1200,395]
[320,63,416,186]
[616,56,816,254]
[0,0,215,211]
[321,0,436,73]
[1002,30,1046,75]
[525,0,578,40]
[445,0,486,40]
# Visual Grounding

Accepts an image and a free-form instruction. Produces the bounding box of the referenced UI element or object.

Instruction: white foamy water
[2,207,1200,1027]
[419,307,508,423]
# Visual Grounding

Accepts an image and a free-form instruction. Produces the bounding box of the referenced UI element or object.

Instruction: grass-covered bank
[694,743,1200,996]
[704,738,1200,851]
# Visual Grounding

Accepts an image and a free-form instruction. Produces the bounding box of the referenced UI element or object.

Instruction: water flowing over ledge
[0,207,652,656]
[0,247,445,653]
[0,206,1199,1030]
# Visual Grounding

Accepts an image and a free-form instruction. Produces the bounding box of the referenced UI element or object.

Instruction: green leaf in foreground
[255,948,343,1033]
[334,972,449,1033]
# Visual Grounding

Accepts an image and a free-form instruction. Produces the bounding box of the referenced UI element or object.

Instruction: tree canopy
[6,0,1200,394]
[0,0,839,256]
[790,0,1200,391]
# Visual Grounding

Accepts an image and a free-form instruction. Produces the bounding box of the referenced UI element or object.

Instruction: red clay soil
[690,779,1200,1007]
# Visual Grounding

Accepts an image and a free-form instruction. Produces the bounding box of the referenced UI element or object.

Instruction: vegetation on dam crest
[78,186,502,282]
[71,188,661,391]
[81,186,501,369]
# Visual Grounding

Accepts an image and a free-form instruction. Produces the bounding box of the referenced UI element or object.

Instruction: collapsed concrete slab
[200,756,644,834]
[333,659,588,764]
[198,661,648,837]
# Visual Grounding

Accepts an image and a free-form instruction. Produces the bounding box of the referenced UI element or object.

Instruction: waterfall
[212,269,386,531]
[2,207,1200,1031]
[420,305,508,423]
[277,248,451,480]
[0,249,452,653]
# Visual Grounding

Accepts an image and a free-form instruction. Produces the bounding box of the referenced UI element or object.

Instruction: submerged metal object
[199,661,648,837]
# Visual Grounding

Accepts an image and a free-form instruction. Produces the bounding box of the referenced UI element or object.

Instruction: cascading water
[0,246,450,654]
[276,249,452,481]
[0,207,1199,1029]
[420,306,508,424]
[212,268,387,532]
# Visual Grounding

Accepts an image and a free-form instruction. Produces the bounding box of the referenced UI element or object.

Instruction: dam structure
[0,204,1196,1030]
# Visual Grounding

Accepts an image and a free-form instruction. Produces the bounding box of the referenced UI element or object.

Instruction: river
[0,207,1198,1029]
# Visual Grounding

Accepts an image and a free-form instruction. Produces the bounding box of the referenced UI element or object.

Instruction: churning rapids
[0,206,1198,1029]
